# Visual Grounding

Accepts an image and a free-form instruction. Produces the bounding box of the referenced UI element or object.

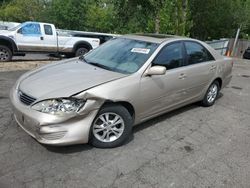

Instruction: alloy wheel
[207,84,218,103]
[93,112,125,143]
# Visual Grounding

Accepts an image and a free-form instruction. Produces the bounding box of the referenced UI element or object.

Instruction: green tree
[0,0,250,40]
[44,0,89,30]
[84,1,116,32]
[158,0,191,36]
[0,0,46,22]
[189,0,250,40]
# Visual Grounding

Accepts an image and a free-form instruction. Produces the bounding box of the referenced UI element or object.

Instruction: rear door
[15,23,44,51]
[181,41,217,101]
[41,24,57,52]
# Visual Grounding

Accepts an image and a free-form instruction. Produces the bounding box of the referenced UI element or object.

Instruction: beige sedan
[10,35,233,148]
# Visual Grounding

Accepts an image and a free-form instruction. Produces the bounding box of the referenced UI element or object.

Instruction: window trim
[183,40,215,66]
[151,41,186,70]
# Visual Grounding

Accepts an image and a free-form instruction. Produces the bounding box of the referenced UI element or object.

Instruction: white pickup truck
[0,22,100,62]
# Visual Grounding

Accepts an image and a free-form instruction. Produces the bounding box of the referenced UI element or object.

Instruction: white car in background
[0,21,100,62]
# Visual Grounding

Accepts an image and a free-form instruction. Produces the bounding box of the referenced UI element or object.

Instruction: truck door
[15,23,44,52]
[41,24,57,52]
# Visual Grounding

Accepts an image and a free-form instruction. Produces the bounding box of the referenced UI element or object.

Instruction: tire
[201,81,220,107]
[90,104,133,148]
[75,47,89,57]
[0,45,12,62]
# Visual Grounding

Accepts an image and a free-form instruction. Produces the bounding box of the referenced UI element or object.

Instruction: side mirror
[17,28,22,34]
[146,66,166,76]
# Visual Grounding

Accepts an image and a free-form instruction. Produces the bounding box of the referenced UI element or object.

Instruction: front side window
[19,23,41,35]
[152,42,184,70]
[84,38,159,74]
[184,41,214,65]
[44,25,53,35]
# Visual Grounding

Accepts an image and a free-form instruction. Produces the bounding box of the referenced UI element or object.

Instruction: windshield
[8,24,22,31]
[83,38,159,74]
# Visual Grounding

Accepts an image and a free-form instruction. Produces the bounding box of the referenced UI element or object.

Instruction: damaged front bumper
[10,87,101,146]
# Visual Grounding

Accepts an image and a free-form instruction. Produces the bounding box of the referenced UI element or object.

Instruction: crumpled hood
[19,59,126,99]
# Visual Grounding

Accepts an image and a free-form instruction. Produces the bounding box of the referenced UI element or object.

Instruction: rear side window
[184,41,214,65]
[152,42,184,70]
[44,25,53,35]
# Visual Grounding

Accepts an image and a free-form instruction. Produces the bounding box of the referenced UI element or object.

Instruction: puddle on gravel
[183,145,194,152]
[231,86,243,90]
[241,75,250,78]
[0,96,7,100]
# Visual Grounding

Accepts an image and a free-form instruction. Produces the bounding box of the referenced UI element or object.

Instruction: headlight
[32,98,85,116]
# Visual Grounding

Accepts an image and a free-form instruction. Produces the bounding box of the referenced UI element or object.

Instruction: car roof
[122,34,187,44]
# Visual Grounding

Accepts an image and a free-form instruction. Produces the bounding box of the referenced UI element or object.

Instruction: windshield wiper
[79,56,112,71]
[79,55,88,62]
[88,62,112,71]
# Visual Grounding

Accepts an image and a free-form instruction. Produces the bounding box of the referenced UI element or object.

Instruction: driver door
[15,23,44,52]
[138,42,188,120]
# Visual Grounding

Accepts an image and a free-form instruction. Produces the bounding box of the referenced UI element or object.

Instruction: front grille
[18,90,36,105]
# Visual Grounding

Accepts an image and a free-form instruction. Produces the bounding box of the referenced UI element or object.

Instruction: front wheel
[201,81,220,107]
[0,45,12,62]
[90,104,133,148]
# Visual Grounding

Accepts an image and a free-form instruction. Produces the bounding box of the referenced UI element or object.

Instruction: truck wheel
[0,45,12,62]
[75,47,89,57]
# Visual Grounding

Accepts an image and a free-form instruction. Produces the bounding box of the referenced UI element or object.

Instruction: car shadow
[44,143,93,154]
[132,103,199,134]
[10,59,57,62]
[217,92,223,99]
[133,93,223,133]
[44,93,224,153]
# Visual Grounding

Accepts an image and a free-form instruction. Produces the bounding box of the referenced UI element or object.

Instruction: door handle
[40,36,44,40]
[179,73,187,79]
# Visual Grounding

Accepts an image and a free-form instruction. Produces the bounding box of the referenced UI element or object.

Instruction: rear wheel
[90,104,133,148]
[201,81,220,107]
[0,45,12,62]
[75,47,89,57]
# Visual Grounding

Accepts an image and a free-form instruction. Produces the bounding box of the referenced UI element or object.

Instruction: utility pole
[231,27,241,57]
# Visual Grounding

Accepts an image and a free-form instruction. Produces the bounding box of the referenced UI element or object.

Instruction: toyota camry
[10,34,233,148]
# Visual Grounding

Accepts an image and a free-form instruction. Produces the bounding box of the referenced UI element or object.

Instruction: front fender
[0,35,18,52]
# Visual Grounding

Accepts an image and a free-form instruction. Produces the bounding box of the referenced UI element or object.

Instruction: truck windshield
[83,38,159,74]
[8,24,22,31]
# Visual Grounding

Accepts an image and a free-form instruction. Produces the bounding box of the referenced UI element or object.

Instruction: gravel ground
[0,54,59,72]
[0,59,250,188]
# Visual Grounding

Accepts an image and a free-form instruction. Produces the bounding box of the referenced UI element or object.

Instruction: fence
[207,38,250,58]
[227,39,250,58]
[206,39,229,56]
